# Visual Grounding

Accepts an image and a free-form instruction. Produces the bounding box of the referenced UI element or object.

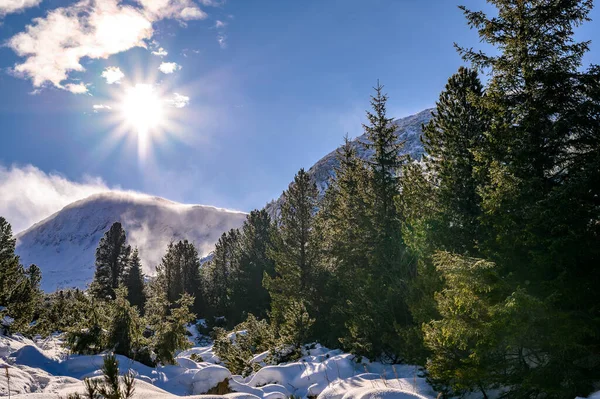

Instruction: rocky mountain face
[266,108,433,214]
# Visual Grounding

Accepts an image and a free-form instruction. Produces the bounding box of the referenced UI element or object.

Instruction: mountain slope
[267,108,433,213]
[16,192,247,291]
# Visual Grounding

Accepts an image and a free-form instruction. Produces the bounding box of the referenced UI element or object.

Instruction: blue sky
[1,0,599,231]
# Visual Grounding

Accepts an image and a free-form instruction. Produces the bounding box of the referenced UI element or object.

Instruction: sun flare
[122,84,165,134]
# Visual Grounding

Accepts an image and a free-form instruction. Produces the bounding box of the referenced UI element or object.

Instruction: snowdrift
[1,334,434,399]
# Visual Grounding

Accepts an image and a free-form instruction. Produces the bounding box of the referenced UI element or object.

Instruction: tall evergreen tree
[340,84,415,360]
[423,1,600,397]
[156,240,202,311]
[124,248,146,312]
[264,169,321,345]
[231,210,275,323]
[403,67,487,256]
[317,137,371,346]
[202,229,241,323]
[90,222,131,300]
[0,217,41,333]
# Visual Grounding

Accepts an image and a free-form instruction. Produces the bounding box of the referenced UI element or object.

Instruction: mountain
[15,192,247,292]
[266,108,433,214]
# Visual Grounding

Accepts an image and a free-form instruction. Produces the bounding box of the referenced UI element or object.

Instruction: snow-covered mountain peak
[16,191,247,292]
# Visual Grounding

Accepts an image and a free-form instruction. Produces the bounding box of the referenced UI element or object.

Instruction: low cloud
[158,62,182,74]
[0,0,42,17]
[64,82,88,94]
[101,66,125,84]
[7,0,210,93]
[166,93,190,108]
[0,164,112,233]
[151,47,168,57]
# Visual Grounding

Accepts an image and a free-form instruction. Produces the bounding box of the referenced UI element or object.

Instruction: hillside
[15,192,247,292]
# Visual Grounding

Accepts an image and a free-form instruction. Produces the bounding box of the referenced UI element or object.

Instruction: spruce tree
[124,248,146,312]
[421,1,600,396]
[0,217,41,333]
[156,240,202,312]
[231,210,275,323]
[405,67,487,255]
[202,229,240,323]
[264,168,321,345]
[340,84,414,360]
[316,136,371,346]
[91,222,131,300]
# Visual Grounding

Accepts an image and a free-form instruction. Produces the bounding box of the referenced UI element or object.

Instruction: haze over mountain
[15,193,248,291]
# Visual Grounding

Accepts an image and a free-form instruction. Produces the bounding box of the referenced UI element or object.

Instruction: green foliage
[264,169,321,345]
[213,314,276,376]
[145,289,195,365]
[90,223,131,301]
[67,354,136,399]
[123,248,146,312]
[0,216,42,334]
[106,287,145,360]
[156,240,202,313]
[202,229,241,324]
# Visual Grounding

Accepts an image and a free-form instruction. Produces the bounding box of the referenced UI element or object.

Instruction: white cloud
[101,66,125,84]
[0,0,42,17]
[7,0,207,93]
[93,104,112,112]
[217,34,227,48]
[135,0,207,21]
[151,47,168,57]
[0,164,112,233]
[64,82,88,94]
[166,93,189,108]
[215,20,226,28]
[158,62,181,74]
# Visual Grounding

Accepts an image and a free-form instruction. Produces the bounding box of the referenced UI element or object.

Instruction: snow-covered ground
[1,334,434,399]
[3,333,600,399]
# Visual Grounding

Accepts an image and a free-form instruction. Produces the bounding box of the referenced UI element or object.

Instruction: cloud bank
[7,0,209,93]
[0,0,42,17]
[0,164,112,233]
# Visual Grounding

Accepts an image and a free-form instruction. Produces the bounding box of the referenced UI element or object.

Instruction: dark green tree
[156,240,202,312]
[124,248,146,312]
[0,217,42,333]
[230,210,275,323]
[264,168,321,346]
[91,222,131,300]
[202,229,241,323]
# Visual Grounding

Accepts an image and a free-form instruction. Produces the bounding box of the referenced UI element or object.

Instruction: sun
[120,83,166,161]
[122,83,165,134]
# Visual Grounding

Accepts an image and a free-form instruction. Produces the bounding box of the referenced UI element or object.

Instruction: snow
[15,192,248,292]
[3,333,600,399]
[1,334,440,399]
[265,109,434,218]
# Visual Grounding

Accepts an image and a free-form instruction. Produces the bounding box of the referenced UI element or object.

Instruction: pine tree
[230,210,275,323]
[91,222,131,300]
[421,1,600,396]
[124,248,146,312]
[156,240,202,312]
[202,230,240,323]
[145,289,195,365]
[403,67,487,256]
[0,217,41,333]
[316,136,371,346]
[339,84,415,360]
[264,169,321,344]
[106,287,144,358]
